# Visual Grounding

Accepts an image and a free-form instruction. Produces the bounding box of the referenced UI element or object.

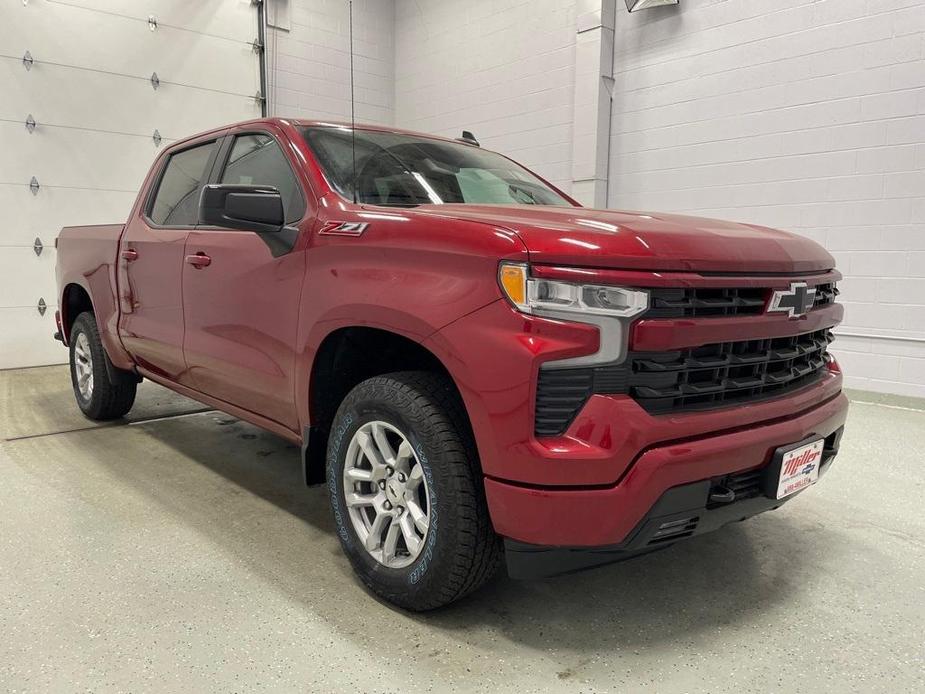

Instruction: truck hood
[413,204,834,274]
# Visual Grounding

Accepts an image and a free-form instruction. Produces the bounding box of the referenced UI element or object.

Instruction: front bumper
[484,389,848,551]
[505,425,844,579]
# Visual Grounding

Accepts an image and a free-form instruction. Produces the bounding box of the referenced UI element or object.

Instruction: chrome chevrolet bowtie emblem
[768,282,816,319]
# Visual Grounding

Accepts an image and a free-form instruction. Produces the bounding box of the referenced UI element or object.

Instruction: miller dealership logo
[767,282,816,319]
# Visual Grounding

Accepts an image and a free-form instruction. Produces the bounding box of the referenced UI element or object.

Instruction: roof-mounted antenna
[457,130,480,147]
[348,0,358,204]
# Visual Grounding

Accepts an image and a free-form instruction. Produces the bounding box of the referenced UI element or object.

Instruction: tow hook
[709,486,736,504]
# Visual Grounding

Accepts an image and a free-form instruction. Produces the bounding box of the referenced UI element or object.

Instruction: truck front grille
[644,282,837,319]
[533,328,834,436]
[627,328,832,414]
[645,287,767,318]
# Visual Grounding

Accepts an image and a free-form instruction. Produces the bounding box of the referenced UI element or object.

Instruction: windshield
[299,126,573,208]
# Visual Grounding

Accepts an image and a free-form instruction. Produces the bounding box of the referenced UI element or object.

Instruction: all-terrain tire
[69,311,137,420]
[327,371,502,611]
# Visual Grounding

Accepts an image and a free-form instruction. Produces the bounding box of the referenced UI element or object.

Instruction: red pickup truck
[55,118,848,610]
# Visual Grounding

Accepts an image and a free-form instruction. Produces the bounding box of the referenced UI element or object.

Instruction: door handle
[121,248,138,262]
[185,252,211,269]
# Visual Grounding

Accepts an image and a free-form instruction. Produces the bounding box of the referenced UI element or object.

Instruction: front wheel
[327,371,502,611]
[69,312,137,420]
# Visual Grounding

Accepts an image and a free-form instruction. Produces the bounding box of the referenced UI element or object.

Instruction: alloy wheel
[73,332,94,400]
[343,421,430,568]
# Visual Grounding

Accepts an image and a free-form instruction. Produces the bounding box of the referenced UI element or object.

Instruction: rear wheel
[69,312,137,420]
[327,371,502,611]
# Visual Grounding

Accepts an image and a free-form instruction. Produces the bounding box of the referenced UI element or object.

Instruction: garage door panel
[5,3,259,96]
[0,248,58,309]
[51,0,258,42]
[0,121,159,193]
[1,62,260,144]
[0,307,65,369]
[0,187,134,248]
[2,0,260,370]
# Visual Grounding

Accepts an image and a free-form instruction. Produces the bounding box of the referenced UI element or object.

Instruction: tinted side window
[149,141,216,226]
[221,134,305,223]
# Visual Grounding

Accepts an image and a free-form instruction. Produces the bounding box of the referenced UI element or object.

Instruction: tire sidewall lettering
[327,412,355,548]
[407,436,437,586]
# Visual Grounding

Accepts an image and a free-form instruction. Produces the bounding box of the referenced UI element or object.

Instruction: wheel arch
[302,325,477,486]
[60,282,94,342]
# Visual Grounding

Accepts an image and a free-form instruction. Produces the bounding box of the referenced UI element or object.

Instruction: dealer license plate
[775,439,823,499]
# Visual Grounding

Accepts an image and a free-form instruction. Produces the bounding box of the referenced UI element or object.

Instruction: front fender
[293,302,485,429]
[292,211,529,430]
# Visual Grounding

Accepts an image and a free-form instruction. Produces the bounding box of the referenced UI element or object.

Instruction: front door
[181,130,308,430]
[118,138,220,381]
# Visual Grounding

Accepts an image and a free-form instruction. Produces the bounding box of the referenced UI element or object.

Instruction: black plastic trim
[301,425,327,486]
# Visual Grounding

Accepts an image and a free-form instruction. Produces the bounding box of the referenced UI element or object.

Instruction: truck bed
[56,224,124,279]
[56,224,124,253]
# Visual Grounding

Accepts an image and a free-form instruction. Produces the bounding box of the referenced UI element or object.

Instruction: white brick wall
[266,0,394,125]
[608,0,925,398]
[393,0,578,192]
[265,0,925,399]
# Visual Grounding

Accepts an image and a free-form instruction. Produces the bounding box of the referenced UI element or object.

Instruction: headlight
[498,262,648,318]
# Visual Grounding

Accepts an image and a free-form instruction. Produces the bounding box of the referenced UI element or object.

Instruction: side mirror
[199,184,284,233]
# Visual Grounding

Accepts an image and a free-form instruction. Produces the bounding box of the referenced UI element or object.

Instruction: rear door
[118,137,220,381]
[180,127,309,429]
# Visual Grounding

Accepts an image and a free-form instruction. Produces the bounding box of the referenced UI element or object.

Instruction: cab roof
[167,117,472,151]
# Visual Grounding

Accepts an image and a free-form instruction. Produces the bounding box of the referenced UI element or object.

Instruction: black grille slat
[769,346,800,360]
[681,382,726,394]
[686,354,730,369]
[728,351,768,364]
[726,375,764,388]
[636,359,686,372]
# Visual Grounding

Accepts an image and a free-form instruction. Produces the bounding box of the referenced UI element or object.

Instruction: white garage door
[1,0,263,369]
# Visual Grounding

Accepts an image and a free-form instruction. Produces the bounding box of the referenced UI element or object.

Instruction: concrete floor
[1,366,922,693]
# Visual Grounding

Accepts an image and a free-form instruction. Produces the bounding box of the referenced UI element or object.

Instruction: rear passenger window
[221,134,305,223]
[149,141,216,226]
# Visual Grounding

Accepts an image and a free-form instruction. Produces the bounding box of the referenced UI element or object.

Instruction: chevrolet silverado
[55,118,848,610]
